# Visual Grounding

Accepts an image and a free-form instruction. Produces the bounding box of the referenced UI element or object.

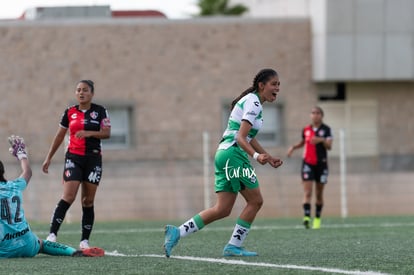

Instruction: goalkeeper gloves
[8,135,28,160]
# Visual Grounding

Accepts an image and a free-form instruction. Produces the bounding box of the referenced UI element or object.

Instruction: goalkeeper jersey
[0,178,33,250]
[218,92,263,150]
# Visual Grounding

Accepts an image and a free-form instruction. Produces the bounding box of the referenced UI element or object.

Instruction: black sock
[315,204,323,218]
[49,199,71,235]
[303,203,311,217]
[81,206,95,241]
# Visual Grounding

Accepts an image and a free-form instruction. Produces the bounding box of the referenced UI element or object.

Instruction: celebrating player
[163,68,283,257]
[42,80,111,249]
[287,106,333,229]
[0,135,104,258]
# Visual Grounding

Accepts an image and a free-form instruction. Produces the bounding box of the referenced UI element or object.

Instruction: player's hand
[8,135,28,160]
[268,157,283,168]
[256,153,269,165]
[42,159,50,174]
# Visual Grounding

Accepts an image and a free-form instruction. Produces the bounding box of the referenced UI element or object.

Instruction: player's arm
[287,140,305,157]
[251,137,283,168]
[42,127,67,173]
[76,126,111,140]
[8,135,32,184]
[75,117,111,140]
[323,137,333,150]
[19,158,32,185]
[310,136,332,150]
[237,120,268,165]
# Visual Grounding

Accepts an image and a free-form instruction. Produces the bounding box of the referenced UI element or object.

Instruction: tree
[196,0,249,16]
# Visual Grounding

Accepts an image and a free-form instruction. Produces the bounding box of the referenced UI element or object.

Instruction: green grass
[2,216,414,274]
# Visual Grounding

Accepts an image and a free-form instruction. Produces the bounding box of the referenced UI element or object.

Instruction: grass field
[2,216,413,274]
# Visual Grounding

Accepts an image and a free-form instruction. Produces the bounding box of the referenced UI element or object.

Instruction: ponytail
[0,161,6,182]
[230,68,277,110]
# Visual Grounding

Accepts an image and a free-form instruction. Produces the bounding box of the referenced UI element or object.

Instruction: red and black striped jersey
[60,103,110,156]
[302,123,332,165]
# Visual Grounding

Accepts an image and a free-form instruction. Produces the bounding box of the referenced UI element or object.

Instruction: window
[102,105,133,149]
[221,101,283,146]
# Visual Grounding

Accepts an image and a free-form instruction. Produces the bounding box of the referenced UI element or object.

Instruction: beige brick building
[0,17,412,222]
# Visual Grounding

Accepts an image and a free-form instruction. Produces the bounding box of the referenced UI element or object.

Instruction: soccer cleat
[163,225,180,258]
[46,233,57,242]
[223,244,258,256]
[303,216,311,229]
[313,217,321,229]
[72,247,105,257]
[79,240,90,249]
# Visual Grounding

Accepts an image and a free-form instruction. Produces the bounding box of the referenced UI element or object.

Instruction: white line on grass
[34,221,414,235]
[104,251,390,275]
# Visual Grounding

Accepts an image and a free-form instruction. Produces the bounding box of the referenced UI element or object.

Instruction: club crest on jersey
[90,111,98,119]
[71,113,77,119]
[318,129,325,136]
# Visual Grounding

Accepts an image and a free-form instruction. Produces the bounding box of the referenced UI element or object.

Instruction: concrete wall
[0,18,314,162]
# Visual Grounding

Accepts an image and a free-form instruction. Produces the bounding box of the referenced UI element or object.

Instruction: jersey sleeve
[11,178,27,191]
[241,95,261,125]
[324,125,333,139]
[100,107,111,128]
[59,108,69,129]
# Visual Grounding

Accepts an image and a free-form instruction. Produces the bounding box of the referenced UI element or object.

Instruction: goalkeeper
[0,135,104,258]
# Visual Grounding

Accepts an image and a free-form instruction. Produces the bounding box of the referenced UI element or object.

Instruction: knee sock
[303,203,311,217]
[228,218,251,247]
[41,240,76,256]
[81,206,94,241]
[315,204,323,218]
[49,200,71,235]
[179,214,205,237]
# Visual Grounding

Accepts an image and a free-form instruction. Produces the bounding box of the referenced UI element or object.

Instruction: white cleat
[79,239,90,249]
[46,233,57,242]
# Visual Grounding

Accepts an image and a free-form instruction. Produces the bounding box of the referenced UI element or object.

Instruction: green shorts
[214,145,259,193]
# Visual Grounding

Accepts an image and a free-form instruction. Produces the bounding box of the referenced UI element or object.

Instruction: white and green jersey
[218,92,263,150]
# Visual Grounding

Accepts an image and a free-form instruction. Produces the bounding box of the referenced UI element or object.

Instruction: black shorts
[301,161,328,184]
[63,152,102,185]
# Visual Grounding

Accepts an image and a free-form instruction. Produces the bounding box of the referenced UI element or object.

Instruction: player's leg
[79,155,101,249]
[164,192,237,257]
[47,180,80,241]
[302,180,313,228]
[79,181,98,249]
[41,239,104,257]
[222,187,262,257]
[313,164,328,229]
[302,162,315,229]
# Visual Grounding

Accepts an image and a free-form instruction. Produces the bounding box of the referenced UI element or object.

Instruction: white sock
[179,218,199,237]
[228,223,250,247]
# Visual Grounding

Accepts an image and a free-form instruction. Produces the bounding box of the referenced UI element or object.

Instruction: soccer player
[0,135,104,258]
[163,68,283,257]
[287,106,333,229]
[42,80,111,249]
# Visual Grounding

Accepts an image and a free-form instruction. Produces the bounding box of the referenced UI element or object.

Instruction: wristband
[253,152,259,160]
[17,153,28,160]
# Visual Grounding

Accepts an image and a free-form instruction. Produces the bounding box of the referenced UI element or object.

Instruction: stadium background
[0,0,413,222]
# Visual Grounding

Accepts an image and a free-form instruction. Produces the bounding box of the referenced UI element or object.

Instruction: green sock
[41,240,77,256]
[193,214,205,230]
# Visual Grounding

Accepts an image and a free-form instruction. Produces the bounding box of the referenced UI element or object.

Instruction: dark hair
[230,68,278,110]
[0,161,6,182]
[79,80,95,93]
[313,106,324,117]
